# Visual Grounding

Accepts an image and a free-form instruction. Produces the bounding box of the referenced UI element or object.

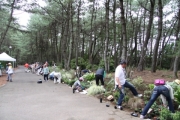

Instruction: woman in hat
[72,77,84,93]
[7,63,13,82]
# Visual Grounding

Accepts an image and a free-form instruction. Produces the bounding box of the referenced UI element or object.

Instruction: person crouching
[72,77,84,93]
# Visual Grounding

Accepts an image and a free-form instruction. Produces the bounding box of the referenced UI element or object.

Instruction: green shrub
[172,112,180,120]
[160,107,172,120]
[81,82,91,89]
[62,78,69,84]
[106,73,113,79]
[174,87,180,109]
[87,85,105,96]
[148,84,154,91]
[68,80,76,86]
[167,81,179,92]
[70,57,87,69]
[83,73,95,81]
[113,91,120,102]
[131,77,147,91]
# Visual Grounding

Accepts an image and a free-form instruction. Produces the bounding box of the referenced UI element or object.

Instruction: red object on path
[24,63,29,68]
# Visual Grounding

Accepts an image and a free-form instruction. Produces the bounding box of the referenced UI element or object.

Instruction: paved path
[0,66,140,120]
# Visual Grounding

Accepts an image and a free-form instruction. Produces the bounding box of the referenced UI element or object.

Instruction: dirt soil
[131,69,180,83]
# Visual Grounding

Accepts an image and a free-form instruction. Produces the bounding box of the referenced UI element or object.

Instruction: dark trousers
[117,81,138,106]
[44,74,48,81]
[141,85,175,116]
[95,75,104,86]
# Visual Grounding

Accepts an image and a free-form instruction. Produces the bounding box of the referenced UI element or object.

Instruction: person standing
[43,64,49,81]
[7,63,13,82]
[114,60,142,110]
[95,68,106,87]
[140,81,174,119]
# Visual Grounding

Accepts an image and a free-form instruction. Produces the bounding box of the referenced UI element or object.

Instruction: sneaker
[140,115,144,119]
[114,105,123,110]
[131,112,138,117]
[137,94,142,97]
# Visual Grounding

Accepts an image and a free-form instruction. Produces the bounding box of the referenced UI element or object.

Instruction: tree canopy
[0,0,180,78]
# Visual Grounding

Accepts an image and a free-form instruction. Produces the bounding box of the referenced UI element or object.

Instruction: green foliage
[61,78,75,86]
[106,73,113,79]
[61,71,74,79]
[62,78,69,84]
[80,82,91,89]
[98,59,115,72]
[172,112,180,120]
[87,85,105,96]
[160,107,180,120]
[143,90,152,101]
[104,79,115,91]
[148,84,155,91]
[131,77,147,91]
[174,87,180,108]
[86,64,98,71]
[124,95,129,103]
[70,57,87,69]
[167,81,179,92]
[113,91,120,102]
[68,80,76,86]
[83,73,95,81]
[160,107,173,120]
[161,44,175,69]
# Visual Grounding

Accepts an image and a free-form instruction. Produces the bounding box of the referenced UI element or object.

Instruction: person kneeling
[72,77,84,93]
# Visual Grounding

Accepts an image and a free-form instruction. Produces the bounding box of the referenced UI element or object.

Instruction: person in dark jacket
[95,68,106,86]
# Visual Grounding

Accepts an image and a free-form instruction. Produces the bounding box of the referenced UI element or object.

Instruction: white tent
[0,52,16,68]
[0,52,16,61]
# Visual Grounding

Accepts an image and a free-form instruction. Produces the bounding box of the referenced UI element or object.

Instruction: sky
[13,0,46,27]
[13,0,176,27]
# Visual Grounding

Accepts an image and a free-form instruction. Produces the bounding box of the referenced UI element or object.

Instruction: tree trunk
[67,1,74,70]
[112,0,117,67]
[0,0,16,50]
[88,0,96,64]
[151,0,163,72]
[173,5,180,78]
[104,0,110,72]
[119,0,127,61]
[137,0,155,71]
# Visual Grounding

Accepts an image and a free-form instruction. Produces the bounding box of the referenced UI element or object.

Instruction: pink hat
[79,77,84,81]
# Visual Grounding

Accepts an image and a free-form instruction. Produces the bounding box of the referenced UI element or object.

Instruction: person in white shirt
[7,63,13,82]
[140,82,175,119]
[114,60,142,110]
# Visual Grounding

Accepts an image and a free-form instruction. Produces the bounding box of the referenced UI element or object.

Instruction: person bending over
[140,79,174,119]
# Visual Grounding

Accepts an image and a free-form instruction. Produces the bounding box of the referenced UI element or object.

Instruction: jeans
[49,75,54,80]
[141,85,175,116]
[7,73,13,81]
[117,81,138,106]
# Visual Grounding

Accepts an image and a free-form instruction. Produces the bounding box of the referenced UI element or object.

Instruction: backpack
[154,79,165,86]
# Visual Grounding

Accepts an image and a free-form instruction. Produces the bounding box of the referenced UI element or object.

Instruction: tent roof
[0,52,16,61]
